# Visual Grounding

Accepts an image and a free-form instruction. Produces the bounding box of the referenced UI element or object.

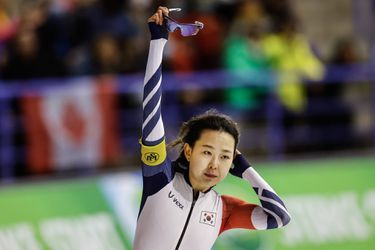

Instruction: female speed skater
[133,6,291,250]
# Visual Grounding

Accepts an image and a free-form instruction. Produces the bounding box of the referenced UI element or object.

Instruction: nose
[209,156,219,169]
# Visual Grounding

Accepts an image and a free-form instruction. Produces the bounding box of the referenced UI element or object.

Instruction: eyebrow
[201,144,233,154]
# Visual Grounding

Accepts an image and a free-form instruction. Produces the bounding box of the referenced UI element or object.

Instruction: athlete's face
[184,129,235,192]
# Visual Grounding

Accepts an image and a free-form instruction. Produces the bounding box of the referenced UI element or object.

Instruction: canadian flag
[22,77,120,173]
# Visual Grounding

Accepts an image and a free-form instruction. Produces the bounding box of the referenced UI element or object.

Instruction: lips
[204,173,217,178]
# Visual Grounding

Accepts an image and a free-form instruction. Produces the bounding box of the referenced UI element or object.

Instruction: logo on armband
[145,152,159,163]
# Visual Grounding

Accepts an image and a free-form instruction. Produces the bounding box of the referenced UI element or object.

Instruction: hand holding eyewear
[163,10,204,37]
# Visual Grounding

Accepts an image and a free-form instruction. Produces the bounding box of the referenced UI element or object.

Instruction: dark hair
[170,109,240,156]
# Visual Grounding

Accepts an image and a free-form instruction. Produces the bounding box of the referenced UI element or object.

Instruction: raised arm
[220,153,291,233]
[142,8,169,148]
[139,8,172,211]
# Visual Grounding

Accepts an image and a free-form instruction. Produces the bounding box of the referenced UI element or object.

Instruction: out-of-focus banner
[0,157,374,250]
[0,178,134,250]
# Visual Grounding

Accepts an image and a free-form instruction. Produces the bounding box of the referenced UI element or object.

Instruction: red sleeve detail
[220,195,257,234]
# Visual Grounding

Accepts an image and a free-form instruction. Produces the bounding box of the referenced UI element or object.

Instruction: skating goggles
[163,15,204,37]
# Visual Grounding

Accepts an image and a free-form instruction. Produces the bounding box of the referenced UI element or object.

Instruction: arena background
[0,0,374,249]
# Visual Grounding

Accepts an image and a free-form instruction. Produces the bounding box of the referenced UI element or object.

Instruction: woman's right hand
[147,6,169,25]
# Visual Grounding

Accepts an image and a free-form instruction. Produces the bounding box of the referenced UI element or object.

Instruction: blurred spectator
[167,34,198,72]
[65,0,138,75]
[0,0,17,43]
[50,0,96,14]
[324,38,360,99]
[89,33,125,75]
[191,12,225,70]
[256,10,325,154]
[34,0,68,59]
[223,0,270,116]
[334,38,373,145]
[1,28,66,80]
[0,0,14,74]
[1,0,67,80]
[67,0,137,45]
[304,38,359,151]
[261,15,324,113]
[162,0,229,71]
[261,0,294,33]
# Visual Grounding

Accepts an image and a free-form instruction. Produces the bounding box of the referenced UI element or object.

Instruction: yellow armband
[140,139,167,166]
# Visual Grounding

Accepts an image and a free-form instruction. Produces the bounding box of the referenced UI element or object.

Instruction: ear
[183,143,192,162]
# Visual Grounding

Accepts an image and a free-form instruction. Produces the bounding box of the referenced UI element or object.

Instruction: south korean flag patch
[200,211,216,227]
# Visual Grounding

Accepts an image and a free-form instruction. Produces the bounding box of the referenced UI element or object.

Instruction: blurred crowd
[0,0,363,77]
[0,0,372,160]
[0,0,141,79]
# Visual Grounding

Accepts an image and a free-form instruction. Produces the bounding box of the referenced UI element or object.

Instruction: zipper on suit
[175,190,199,250]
